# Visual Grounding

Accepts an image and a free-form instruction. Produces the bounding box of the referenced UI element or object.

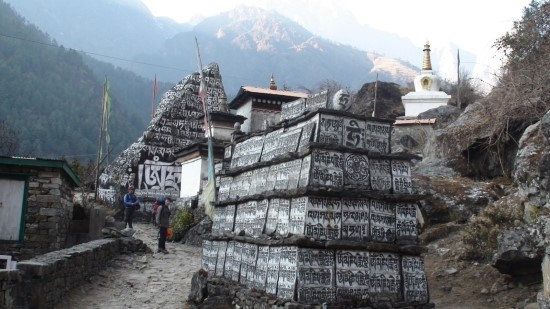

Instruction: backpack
[152,202,160,214]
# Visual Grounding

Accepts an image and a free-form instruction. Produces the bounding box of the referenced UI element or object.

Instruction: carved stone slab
[231,135,265,168]
[245,201,258,236]
[212,207,223,235]
[343,117,366,149]
[266,246,281,295]
[369,252,401,301]
[238,170,253,198]
[370,159,392,192]
[297,248,336,303]
[202,239,217,277]
[335,250,371,301]
[298,155,311,188]
[343,153,370,189]
[368,273,402,301]
[261,128,283,162]
[277,199,291,236]
[310,149,344,188]
[229,176,239,199]
[275,161,291,190]
[248,169,259,196]
[234,202,255,236]
[287,159,303,190]
[218,176,232,202]
[223,204,236,234]
[277,246,298,300]
[317,113,343,145]
[276,127,303,158]
[243,243,258,288]
[297,117,318,152]
[402,255,429,303]
[299,248,336,268]
[254,245,270,291]
[299,287,337,304]
[370,199,396,243]
[281,98,307,121]
[252,199,269,237]
[232,241,243,282]
[336,250,370,269]
[391,159,412,194]
[265,199,280,235]
[215,240,227,277]
[371,251,400,272]
[289,197,308,235]
[304,197,342,240]
[307,90,329,111]
[265,164,279,192]
[224,241,235,280]
[255,166,270,195]
[365,121,391,154]
[224,144,232,159]
[341,198,370,240]
[201,239,211,274]
[396,203,418,240]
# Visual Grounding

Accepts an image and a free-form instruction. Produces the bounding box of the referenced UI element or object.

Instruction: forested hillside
[0,1,171,159]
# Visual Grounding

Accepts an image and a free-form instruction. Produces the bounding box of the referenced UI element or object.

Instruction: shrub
[170,208,195,242]
[462,194,524,261]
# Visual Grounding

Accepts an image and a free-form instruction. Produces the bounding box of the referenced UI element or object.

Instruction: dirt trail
[55,223,202,309]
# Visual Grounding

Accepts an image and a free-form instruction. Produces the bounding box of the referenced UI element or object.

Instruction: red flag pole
[151,74,157,119]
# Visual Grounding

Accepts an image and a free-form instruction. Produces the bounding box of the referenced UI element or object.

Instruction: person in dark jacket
[123,186,140,229]
[155,197,171,253]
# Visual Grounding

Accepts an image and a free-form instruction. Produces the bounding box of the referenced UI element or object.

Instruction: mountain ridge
[4,0,421,92]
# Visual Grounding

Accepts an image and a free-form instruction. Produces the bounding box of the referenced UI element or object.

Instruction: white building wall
[235,101,253,132]
[180,157,206,198]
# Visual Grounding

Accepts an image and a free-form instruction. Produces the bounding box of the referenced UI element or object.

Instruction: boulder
[183,218,213,246]
[491,220,546,276]
[188,270,209,304]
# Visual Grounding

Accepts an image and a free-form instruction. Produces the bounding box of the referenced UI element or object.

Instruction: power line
[0,32,190,72]
[0,32,273,86]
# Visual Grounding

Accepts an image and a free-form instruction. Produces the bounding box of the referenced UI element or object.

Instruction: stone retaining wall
[0,238,119,309]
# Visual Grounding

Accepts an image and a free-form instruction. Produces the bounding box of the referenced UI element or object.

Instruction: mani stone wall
[200,93,431,308]
[0,238,119,309]
[0,165,76,260]
[98,62,229,203]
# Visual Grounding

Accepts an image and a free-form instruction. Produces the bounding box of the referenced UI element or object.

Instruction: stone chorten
[401,41,451,117]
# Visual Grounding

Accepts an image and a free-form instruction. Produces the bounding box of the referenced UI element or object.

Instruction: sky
[141,0,531,85]
[142,0,529,54]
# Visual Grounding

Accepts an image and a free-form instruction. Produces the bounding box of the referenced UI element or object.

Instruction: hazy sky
[141,0,530,57]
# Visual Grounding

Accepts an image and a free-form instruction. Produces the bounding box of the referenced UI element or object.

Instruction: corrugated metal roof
[0,156,81,186]
[394,118,436,125]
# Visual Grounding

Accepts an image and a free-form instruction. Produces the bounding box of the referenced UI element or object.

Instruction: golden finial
[422,40,432,71]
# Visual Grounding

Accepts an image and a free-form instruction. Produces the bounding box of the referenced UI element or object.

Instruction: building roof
[394,118,436,125]
[0,156,81,187]
[229,86,308,109]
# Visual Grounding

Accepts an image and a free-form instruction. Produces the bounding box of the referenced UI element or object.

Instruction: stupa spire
[422,41,432,71]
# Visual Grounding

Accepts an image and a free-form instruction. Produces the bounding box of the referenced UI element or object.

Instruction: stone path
[55,223,202,309]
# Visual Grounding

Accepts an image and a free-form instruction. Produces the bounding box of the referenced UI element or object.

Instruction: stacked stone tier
[202,108,429,306]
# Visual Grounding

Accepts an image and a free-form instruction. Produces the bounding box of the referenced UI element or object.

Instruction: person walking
[155,197,172,253]
[123,185,140,229]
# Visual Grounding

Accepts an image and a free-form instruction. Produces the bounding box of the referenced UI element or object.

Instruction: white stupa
[401,41,451,116]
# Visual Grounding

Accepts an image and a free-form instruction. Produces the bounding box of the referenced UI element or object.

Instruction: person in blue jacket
[123,186,140,229]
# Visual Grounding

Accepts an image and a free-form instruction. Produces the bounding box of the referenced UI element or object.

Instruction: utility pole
[457,49,461,109]
[372,73,378,117]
